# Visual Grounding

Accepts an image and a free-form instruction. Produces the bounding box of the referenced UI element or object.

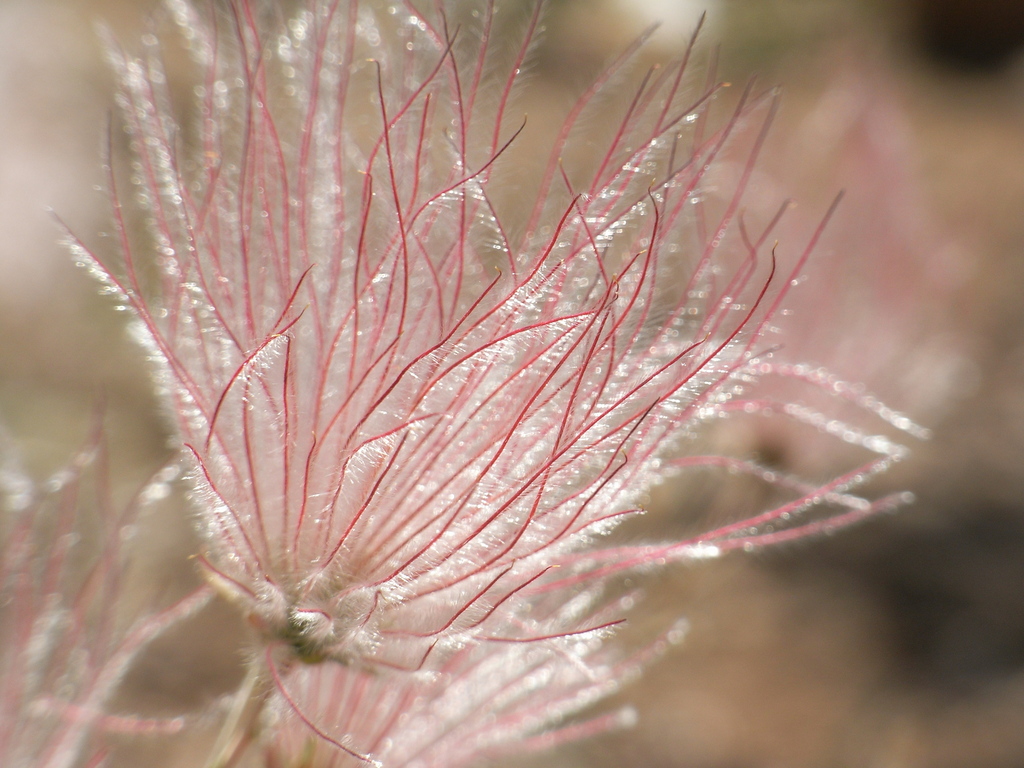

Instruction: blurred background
[3,0,1024,766]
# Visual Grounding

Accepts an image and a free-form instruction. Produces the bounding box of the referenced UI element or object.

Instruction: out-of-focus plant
[40,0,923,765]
[778,66,964,419]
[699,64,961,489]
[0,421,209,768]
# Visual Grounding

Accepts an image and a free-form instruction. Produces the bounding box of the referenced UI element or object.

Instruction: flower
[68,1,920,764]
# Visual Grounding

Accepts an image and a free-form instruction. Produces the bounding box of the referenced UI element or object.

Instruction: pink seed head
[69,0,924,762]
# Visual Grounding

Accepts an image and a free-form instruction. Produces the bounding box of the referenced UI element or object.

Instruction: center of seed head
[284,607,336,663]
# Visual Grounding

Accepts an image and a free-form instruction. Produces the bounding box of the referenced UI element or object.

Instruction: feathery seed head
[74,0,924,763]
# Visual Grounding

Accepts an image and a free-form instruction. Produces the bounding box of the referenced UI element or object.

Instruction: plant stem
[204,657,274,768]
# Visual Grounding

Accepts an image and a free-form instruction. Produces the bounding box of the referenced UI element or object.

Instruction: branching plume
[54,1,923,765]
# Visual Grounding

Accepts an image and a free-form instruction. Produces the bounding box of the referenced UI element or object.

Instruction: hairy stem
[205,657,274,768]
